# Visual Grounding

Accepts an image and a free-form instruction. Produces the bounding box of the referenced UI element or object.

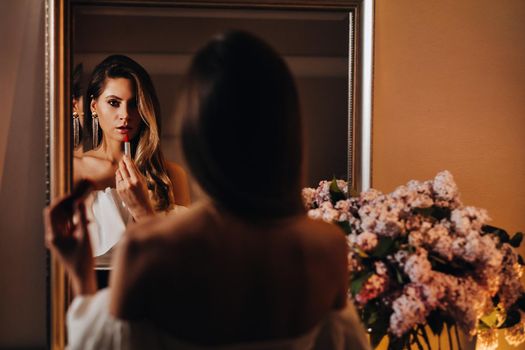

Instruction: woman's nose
[119,107,130,121]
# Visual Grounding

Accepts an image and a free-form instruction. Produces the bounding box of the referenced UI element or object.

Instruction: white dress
[87,188,187,268]
[87,188,132,268]
[67,289,371,350]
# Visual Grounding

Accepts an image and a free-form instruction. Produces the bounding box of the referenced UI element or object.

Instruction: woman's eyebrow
[105,95,123,100]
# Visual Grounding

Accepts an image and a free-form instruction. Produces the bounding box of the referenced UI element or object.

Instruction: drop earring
[73,111,81,148]
[92,111,100,148]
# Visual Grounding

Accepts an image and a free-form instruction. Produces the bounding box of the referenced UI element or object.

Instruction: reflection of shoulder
[74,152,115,189]
[165,161,191,206]
[166,161,187,183]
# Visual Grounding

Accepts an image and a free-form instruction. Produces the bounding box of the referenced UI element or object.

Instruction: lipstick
[124,134,131,157]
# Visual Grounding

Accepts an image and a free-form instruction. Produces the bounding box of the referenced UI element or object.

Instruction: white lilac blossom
[389,284,429,337]
[301,187,316,208]
[303,171,525,348]
[355,231,379,252]
[498,244,524,309]
[402,248,433,284]
[476,329,499,350]
[451,206,490,236]
[445,277,493,336]
[432,170,461,208]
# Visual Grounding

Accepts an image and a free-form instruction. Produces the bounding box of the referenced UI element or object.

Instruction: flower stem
[447,323,454,350]
[420,325,431,350]
[412,330,424,350]
[453,325,462,350]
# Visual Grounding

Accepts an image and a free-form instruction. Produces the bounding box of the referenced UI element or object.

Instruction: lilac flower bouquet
[303,171,525,350]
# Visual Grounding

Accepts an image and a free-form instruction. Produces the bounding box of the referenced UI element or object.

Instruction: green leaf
[367,310,378,325]
[394,267,404,284]
[500,309,521,328]
[352,245,369,258]
[329,178,347,204]
[482,225,510,242]
[510,232,524,248]
[413,206,451,221]
[516,294,525,311]
[371,237,395,258]
[350,271,373,296]
[480,308,501,328]
[336,220,353,235]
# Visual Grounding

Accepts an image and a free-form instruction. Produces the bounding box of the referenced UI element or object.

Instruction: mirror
[46,0,373,348]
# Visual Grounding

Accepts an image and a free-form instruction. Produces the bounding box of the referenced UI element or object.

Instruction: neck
[100,137,124,163]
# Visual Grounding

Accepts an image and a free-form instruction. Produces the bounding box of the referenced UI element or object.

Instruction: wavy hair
[84,55,174,211]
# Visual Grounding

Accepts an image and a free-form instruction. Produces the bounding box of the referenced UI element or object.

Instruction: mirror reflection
[73,55,191,272]
[72,6,352,271]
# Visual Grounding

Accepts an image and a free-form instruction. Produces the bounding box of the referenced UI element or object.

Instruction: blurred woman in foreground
[45,31,369,350]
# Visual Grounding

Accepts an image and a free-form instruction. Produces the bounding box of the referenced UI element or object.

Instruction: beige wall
[373,1,525,348]
[0,0,47,348]
[373,0,525,234]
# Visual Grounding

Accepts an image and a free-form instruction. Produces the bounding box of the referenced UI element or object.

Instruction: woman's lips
[117,127,131,134]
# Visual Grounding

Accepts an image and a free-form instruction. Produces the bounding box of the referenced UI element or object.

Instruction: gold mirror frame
[45,1,373,348]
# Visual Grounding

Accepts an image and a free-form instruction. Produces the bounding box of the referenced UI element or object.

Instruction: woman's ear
[73,98,80,114]
[90,98,97,114]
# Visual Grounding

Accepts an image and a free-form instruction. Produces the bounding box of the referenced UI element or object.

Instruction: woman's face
[91,77,142,143]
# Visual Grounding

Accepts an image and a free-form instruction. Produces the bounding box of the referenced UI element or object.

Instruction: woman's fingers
[122,156,139,184]
[116,168,124,190]
[118,157,131,183]
[44,180,93,248]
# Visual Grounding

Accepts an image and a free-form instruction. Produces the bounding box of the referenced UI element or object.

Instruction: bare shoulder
[165,161,191,206]
[123,201,208,249]
[289,216,348,270]
[74,152,115,189]
[300,216,348,249]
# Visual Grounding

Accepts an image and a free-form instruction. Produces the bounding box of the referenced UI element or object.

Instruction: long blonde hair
[84,55,174,211]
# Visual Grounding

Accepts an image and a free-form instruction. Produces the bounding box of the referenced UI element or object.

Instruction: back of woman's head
[179,31,304,219]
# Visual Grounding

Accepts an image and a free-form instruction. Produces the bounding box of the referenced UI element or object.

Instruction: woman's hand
[116,156,155,222]
[44,180,97,295]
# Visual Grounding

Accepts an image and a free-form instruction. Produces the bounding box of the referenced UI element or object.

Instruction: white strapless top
[67,289,371,350]
[88,188,132,264]
[87,188,187,268]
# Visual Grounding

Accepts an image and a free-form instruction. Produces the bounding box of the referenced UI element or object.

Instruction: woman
[46,32,369,350]
[74,55,190,263]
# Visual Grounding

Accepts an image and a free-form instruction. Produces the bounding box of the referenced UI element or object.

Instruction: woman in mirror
[46,32,369,350]
[74,55,191,264]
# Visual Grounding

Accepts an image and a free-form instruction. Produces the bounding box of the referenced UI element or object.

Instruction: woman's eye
[108,100,120,107]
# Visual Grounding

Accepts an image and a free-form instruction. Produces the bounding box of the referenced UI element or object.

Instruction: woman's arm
[44,180,97,296]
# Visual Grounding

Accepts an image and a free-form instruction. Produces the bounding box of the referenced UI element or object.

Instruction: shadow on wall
[0,0,47,348]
